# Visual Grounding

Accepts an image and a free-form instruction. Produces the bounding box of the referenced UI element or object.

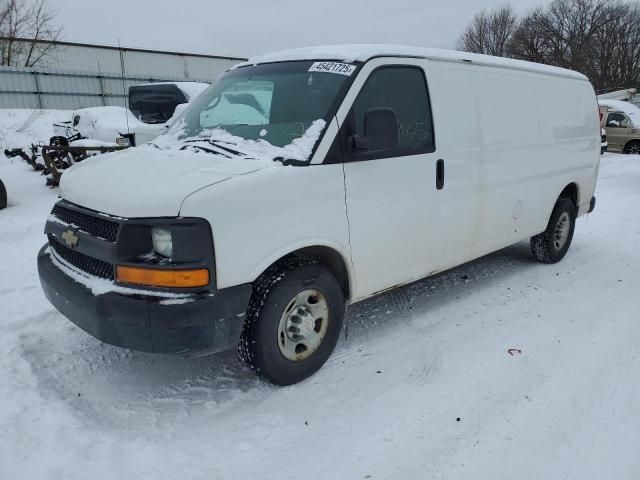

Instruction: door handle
[436,159,445,190]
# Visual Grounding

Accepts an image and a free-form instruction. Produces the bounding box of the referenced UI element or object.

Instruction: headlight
[151,227,173,258]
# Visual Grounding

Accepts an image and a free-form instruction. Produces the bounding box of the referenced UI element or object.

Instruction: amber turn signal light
[116,266,209,288]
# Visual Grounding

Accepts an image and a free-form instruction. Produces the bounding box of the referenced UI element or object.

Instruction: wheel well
[559,183,579,208]
[280,246,351,300]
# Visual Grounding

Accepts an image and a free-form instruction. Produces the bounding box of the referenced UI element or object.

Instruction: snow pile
[0,109,71,154]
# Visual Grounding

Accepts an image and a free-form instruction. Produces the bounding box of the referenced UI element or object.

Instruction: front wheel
[238,258,345,385]
[530,197,576,264]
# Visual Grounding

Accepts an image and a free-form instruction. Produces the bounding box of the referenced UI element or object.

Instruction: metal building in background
[0,38,245,109]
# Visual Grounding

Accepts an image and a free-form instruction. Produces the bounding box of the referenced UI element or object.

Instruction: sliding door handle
[436,159,445,190]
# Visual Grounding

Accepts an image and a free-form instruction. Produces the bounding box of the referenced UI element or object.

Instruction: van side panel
[534,76,600,217]
[440,65,599,267]
[427,61,599,275]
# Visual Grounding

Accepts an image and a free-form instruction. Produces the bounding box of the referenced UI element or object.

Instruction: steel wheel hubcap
[554,212,571,250]
[277,289,329,361]
[630,145,640,154]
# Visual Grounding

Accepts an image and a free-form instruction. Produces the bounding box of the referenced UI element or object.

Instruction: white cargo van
[38,45,600,385]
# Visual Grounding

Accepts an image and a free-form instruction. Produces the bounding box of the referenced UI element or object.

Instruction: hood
[59,145,269,217]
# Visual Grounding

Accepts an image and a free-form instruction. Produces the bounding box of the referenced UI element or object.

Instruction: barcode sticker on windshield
[308,62,356,76]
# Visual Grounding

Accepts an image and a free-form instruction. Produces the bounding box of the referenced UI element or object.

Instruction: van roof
[242,44,588,81]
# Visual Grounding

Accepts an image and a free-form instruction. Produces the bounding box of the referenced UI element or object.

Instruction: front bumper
[38,245,252,356]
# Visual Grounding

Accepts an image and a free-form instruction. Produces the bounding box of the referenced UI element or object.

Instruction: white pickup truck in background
[53,82,209,147]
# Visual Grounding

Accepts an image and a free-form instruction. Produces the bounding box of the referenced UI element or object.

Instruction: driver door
[337,59,445,299]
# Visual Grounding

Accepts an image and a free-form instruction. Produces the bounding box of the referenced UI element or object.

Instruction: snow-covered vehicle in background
[53,82,209,147]
[30,82,209,185]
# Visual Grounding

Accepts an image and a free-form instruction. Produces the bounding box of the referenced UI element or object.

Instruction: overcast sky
[54,0,552,59]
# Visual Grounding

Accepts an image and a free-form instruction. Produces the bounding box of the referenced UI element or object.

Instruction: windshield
[164,60,356,162]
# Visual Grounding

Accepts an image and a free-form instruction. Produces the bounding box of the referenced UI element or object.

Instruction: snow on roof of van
[241,44,588,81]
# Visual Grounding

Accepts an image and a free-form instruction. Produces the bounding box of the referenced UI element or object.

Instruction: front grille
[48,234,114,280]
[51,203,119,242]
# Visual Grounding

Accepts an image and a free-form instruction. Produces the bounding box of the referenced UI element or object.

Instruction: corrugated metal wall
[0,39,245,109]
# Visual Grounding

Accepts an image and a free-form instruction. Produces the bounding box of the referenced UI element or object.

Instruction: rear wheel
[238,258,345,385]
[624,140,640,154]
[0,179,6,210]
[530,197,576,264]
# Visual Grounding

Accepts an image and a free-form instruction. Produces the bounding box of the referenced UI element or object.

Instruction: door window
[606,113,630,128]
[346,67,435,161]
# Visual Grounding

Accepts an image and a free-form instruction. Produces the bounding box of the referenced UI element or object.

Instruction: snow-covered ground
[0,109,71,153]
[1,147,640,479]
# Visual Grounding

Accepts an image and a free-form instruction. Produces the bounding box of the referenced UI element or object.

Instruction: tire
[238,257,345,386]
[530,197,576,264]
[624,140,640,155]
[0,179,6,210]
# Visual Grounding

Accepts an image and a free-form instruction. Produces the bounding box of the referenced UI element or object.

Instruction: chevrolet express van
[38,45,600,385]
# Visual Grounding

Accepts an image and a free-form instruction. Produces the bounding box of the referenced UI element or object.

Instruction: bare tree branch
[458,0,640,90]
[457,5,518,57]
[0,0,63,67]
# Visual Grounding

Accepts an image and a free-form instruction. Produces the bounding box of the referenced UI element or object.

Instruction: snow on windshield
[153,118,326,164]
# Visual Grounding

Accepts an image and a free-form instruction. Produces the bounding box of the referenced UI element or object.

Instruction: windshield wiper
[180,143,233,158]
[183,138,247,158]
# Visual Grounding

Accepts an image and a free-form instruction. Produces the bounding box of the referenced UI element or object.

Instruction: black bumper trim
[589,196,596,213]
[38,245,252,356]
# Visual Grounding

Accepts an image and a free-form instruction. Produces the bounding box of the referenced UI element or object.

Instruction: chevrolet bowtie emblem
[61,229,79,248]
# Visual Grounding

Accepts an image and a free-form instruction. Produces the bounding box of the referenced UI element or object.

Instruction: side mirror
[350,108,398,153]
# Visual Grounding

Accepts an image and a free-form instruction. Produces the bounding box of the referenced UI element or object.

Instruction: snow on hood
[59,120,326,218]
[59,145,269,218]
